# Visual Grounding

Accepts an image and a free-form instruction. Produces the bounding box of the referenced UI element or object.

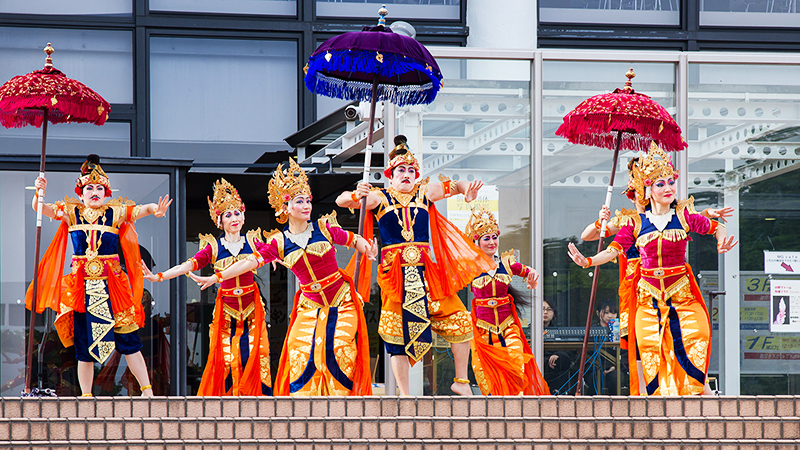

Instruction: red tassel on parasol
[0,43,111,396]
[555,68,687,395]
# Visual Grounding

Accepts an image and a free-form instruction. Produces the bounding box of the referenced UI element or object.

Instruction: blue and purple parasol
[303,5,443,287]
[304,7,443,107]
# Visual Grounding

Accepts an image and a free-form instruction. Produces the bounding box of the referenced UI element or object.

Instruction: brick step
[4,396,799,419]
[2,438,800,450]
[2,416,799,441]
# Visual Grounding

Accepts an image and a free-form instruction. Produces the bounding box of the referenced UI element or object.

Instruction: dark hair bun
[394,135,407,146]
[86,154,100,165]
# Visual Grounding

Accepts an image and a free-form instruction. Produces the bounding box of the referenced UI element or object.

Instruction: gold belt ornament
[72,255,119,279]
[220,283,256,297]
[641,265,686,279]
[300,270,342,293]
[475,296,511,308]
[381,242,428,268]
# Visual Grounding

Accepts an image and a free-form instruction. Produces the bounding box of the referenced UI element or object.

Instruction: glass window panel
[0,27,133,104]
[539,0,679,25]
[317,0,460,21]
[149,0,295,16]
[700,1,799,27]
[0,1,131,16]
[149,37,298,170]
[0,169,171,396]
[0,122,130,158]
[542,61,676,395]
[392,58,531,395]
[688,63,800,394]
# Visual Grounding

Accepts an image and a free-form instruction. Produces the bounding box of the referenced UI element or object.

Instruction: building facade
[0,0,798,396]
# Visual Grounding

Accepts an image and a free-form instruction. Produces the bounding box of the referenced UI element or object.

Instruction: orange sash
[197,283,268,396]
[273,269,372,396]
[25,220,69,314]
[470,295,550,396]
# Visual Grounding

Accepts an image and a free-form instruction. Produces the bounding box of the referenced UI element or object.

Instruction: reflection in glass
[542,61,676,395]
[539,0,679,25]
[0,1,131,16]
[149,37,297,170]
[0,170,170,396]
[0,27,133,104]
[317,0,460,20]
[150,0,295,16]
[392,59,531,395]
[700,0,799,27]
[688,63,800,393]
[0,122,130,158]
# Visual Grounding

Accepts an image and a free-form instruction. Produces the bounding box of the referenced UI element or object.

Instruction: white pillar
[721,161,741,395]
[532,52,544,370]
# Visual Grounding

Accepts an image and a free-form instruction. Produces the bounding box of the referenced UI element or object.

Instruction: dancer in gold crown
[192,159,377,396]
[336,135,495,396]
[464,206,549,396]
[28,155,172,396]
[142,178,272,395]
[579,157,732,395]
[568,143,737,395]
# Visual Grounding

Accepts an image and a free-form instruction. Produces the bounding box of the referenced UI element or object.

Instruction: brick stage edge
[1,396,799,449]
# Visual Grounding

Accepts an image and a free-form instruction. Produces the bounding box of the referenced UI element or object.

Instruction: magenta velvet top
[611,202,716,292]
[255,216,355,307]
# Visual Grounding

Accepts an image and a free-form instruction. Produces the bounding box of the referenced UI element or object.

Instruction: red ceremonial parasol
[555,68,687,395]
[0,43,111,395]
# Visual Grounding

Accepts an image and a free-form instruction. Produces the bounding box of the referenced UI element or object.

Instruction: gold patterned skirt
[284,284,361,396]
[207,304,272,395]
[634,274,710,396]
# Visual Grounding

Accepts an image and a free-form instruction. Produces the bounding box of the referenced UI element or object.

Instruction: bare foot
[451,381,473,396]
[142,388,154,398]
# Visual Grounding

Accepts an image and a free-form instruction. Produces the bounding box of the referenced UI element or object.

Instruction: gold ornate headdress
[384,135,420,179]
[630,141,679,206]
[268,158,312,224]
[622,156,640,201]
[464,205,500,241]
[75,154,111,197]
[207,178,245,228]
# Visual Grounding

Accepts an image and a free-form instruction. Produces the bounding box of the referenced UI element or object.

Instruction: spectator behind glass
[585,298,621,395]
[543,299,573,394]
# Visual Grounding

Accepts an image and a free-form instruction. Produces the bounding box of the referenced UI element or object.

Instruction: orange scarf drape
[470,296,550,396]
[197,284,268,396]
[25,220,69,314]
[273,269,372,396]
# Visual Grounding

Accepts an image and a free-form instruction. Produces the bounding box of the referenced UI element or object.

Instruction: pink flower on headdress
[283,194,292,201]
[644,179,652,186]
[673,171,679,179]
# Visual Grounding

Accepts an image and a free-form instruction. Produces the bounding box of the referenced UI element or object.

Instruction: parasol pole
[353,74,380,284]
[25,107,49,393]
[575,129,623,396]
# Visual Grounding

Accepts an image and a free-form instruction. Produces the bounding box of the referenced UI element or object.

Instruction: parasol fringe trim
[304,49,442,106]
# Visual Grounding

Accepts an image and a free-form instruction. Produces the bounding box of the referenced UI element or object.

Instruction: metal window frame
[428,46,800,395]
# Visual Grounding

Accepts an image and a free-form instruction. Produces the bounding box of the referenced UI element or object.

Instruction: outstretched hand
[717,235,738,254]
[463,180,484,203]
[708,207,734,223]
[188,272,217,290]
[567,242,589,268]
[366,238,379,261]
[153,195,173,218]
[142,260,159,282]
[526,268,539,290]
